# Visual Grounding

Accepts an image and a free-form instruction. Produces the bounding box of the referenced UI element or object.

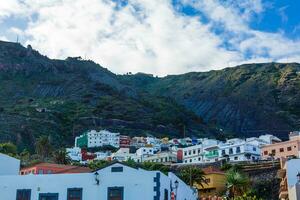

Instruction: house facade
[218,139,261,162]
[75,130,120,148]
[261,132,300,160]
[0,162,197,200]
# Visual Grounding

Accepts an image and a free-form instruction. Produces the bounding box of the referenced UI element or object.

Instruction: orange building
[261,131,300,160]
[20,163,91,175]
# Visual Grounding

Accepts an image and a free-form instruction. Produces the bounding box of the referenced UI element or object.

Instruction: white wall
[0,163,197,200]
[0,153,20,175]
[287,159,300,187]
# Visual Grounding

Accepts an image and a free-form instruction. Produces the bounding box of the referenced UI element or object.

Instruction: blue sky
[0,0,299,76]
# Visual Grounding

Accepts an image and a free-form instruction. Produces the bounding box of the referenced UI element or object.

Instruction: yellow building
[194,166,226,199]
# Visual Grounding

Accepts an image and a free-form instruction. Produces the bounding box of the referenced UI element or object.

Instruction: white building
[246,134,281,147]
[75,130,120,148]
[111,148,135,162]
[136,147,155,157]
[141,152,177,164]
[0,162,197,200]
[181,144,204,164]
[0,153,20,175]
[218,138,261,162]
[66,147,82,162]
[180,139,221,164]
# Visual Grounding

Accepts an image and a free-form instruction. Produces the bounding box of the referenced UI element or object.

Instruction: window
[108,187,123,200]
[184,151,187,156]
[68,188,82,200]
[287,147,292,151]
[253,147,256,151]
[198,157,201,161]
[234,156,238,160]
[16,189,31,200]
[189,159,192,163]
[271,149,276,154]
[188,150,191,155]
[236,147,241,153]
[221,150,225,155]
[39,193,59,200]
[164,189,168,200]
[111,167,123,172]
[264,151,268,155]
[280,148,284,152]
[229,148,233,154]
[193,150,196,154]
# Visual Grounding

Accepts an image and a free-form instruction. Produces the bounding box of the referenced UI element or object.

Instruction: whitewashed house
[66,147,82,161]
[218,138,261,162]
[0,162,197,200]
[75,130,120,148]
[0,153,20,175]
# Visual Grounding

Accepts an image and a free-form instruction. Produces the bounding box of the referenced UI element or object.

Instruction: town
[1,129,300,199]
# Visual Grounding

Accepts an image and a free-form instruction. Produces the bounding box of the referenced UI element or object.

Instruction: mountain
[0,41,299,151]
[0,41,210,151]
[121,63,300,139]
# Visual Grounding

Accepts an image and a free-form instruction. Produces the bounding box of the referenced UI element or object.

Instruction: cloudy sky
[0,0,299,76]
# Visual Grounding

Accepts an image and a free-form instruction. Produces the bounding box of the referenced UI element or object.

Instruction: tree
[178,166,207,187]
[88,160,110,171]
[226,169,249,198]
[35,135,52,160]
[141,162,170,174]
[52,149,71,165]
[0,142,17,156]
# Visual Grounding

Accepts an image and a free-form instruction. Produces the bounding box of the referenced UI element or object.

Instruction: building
[136,147,155,157]
[75,130,120,148]
[261,132,300,160]
[110,148,134,162]
[195,167,226,199]
[1,162,197,200]
[141,151,177,163]
[0,153,20,175]
[119,135,131,148]
[278,158,300,200]
[66,147,82,161]
[180,144,204,164]
[20,163,91,175]
[179,139,220,164]
[218,138,261,162]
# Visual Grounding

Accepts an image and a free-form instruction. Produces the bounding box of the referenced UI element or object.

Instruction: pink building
[261,132,300,160]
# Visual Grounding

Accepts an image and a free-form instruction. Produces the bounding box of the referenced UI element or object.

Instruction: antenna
[16,35,19,43]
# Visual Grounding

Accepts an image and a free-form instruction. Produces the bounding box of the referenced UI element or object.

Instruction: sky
[0,0,299,76]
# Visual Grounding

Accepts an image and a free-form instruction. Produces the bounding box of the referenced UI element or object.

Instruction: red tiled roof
[21,163,91,174]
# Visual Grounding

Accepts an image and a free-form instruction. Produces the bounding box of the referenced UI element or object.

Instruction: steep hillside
[122,63,300,139]
[0,41,209,151]
[1,41,299,152]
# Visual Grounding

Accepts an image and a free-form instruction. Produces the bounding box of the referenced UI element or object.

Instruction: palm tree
[35,135,52,160]
[52,149,71,165]
[178,166,207,187]
[225,169,249,198]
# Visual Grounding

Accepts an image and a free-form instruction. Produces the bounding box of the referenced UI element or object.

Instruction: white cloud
[0,0,299,76]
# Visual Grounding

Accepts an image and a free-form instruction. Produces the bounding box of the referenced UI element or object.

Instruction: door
[107,187,124,200]
[39,193,59,200]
